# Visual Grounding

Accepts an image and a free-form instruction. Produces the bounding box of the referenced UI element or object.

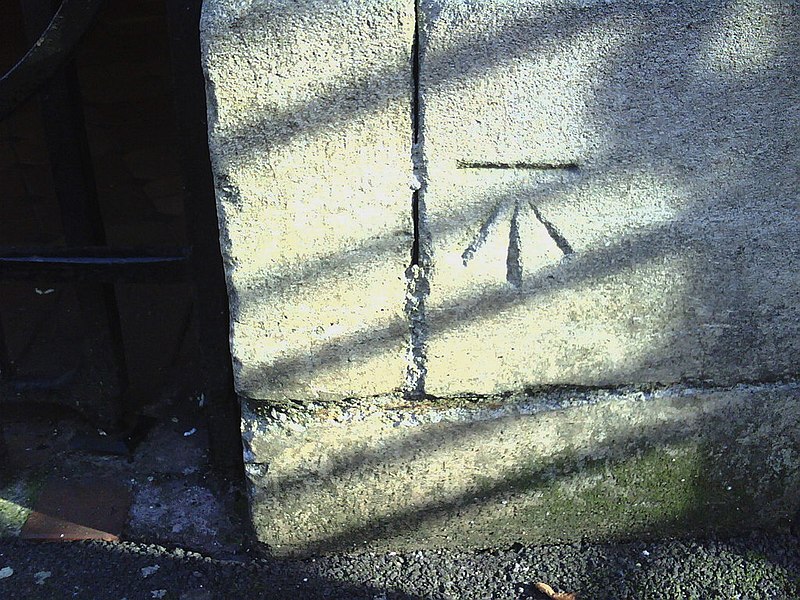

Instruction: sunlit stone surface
[201,0,415,401]
[243,384,800,555]
[417,0,800,395]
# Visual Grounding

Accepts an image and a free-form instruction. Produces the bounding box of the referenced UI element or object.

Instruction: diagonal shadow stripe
[241,216,692,395]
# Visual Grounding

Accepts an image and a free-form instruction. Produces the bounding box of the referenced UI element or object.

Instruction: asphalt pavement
[0,532,798,599]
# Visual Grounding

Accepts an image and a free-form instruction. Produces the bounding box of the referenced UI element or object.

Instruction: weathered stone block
[418,0,800,396]
[201,0,415,401]
[243,383,800,556]
[203,0,800,552]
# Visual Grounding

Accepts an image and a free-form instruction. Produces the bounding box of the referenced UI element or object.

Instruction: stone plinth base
[243,383,800,556]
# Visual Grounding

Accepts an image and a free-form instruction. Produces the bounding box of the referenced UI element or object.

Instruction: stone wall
[202,0,800,554]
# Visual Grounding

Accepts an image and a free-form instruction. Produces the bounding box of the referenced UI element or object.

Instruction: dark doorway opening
[0,0,242,477]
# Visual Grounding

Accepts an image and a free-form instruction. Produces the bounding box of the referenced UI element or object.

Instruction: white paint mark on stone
[151,590,167,599]
[183,428,197,437]
[0,567,12,579]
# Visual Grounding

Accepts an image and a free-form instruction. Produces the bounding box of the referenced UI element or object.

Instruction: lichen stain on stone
[466,443,700,540]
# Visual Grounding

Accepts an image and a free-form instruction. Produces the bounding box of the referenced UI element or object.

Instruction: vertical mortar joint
[405,0,429,399]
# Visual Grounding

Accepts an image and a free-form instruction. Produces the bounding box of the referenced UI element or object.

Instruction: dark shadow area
[0,537,426,600]
[0,0,247,581]
[1,532,798,599]
[0,0,204,427]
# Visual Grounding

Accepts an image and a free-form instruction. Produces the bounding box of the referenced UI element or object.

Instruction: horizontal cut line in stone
[456,161,579,171]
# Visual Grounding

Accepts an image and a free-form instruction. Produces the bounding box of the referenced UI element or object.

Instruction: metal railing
[0,0,241,473]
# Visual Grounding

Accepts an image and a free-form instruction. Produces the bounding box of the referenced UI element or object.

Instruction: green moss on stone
[477,441,760,542]
[0,476,41,537]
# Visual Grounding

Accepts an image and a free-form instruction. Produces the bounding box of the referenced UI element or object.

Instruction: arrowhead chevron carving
[460,174,575,287]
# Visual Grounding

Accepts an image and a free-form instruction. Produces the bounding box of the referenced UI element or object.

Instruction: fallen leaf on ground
[534,582,577,600]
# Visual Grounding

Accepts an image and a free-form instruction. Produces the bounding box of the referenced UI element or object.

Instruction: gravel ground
[0,533,798,599]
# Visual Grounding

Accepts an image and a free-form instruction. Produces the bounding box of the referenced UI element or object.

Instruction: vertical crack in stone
[405,0,429,399]
[410,0,422,267]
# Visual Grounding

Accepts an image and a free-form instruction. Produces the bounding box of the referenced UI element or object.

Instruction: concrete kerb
[242,382,800,556]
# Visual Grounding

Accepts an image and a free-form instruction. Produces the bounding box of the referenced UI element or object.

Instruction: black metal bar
[0,246,190,282]
[0,312,13,380]
[0,0,106,121]
[21,0,132,429]
[166,1,244,476]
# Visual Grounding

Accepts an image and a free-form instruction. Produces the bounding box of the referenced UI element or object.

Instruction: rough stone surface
[242,383,800,555]
[201,0,415,401]
[203,1,800,552]
[417,0,800,395]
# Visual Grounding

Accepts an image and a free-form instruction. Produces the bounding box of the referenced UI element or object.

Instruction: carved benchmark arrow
[458,161,577,287]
